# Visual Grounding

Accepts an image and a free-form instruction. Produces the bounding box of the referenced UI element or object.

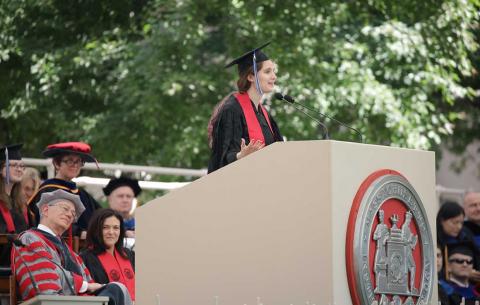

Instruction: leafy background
[1,0,479,181]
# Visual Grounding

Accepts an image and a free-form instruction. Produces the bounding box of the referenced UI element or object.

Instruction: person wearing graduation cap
[207,42,283,173]
[0,144,29,233]
[28,142,101,241]
[0,144,29,267]
[439,241,480,304]
[103,177,141,238]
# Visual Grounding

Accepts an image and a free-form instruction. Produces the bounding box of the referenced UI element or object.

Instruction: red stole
[234,92,274,143]
[23,209,30,226]
[0,202,15,232]
[97,249,135,300]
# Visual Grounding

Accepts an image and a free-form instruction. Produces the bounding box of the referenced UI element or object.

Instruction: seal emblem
[124,268,134,279]
[346,169,433,305]
[110,269,121,281]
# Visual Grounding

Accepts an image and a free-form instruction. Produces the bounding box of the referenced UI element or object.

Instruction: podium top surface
[20,295,109,305]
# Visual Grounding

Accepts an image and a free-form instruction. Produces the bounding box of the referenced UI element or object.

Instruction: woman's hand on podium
[236,138,264,160]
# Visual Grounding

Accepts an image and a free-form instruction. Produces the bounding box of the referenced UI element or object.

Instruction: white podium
[137,140,438,305]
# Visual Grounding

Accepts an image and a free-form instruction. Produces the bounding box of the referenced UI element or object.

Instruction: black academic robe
[464,220,480,246]
[0,200,28,267]
[0,204,28,234]
[80,248,135,284]
[28,178,101,235]
[208,94,283,173]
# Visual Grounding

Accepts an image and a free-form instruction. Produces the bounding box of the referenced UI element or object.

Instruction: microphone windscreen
[273,92,284,101]
[284,95,295,103]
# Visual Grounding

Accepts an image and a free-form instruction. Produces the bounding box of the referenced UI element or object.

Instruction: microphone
[275,93,363,143]
[274,93,329,139]
[8,235,41,295]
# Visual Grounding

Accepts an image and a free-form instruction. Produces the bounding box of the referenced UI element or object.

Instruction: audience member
[12,190,132,304]
[80,208,135,301]
[0,144,28,267]
[11,167,41,228]
[463,191,480,283]
[103,177,141,238]
[439,242,480,304]
[437,201,475,247]
[437,201,480,282]
[28,142,101,240]
[464,191,480,246]
[0,144,28,231]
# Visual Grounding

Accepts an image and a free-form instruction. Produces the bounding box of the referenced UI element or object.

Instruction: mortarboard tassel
[5,147,10,185]
[252,52,264,96]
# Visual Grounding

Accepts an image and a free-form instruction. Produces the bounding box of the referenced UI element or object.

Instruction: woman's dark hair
[236,63,263,93]
[0,161,13,208]
[207,62,265,147]
[86,208,127,258]
[11,183,23,214]
[207,93,233,148]
[436,201,464,242]
[52,155,63,168]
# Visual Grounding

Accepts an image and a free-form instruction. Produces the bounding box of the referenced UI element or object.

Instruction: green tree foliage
[1,0,479,170]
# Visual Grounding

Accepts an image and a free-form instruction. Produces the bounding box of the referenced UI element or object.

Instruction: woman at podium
[207,42,283,173]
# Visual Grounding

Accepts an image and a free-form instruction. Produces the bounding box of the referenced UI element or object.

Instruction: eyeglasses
[49,203,76,218]
[449,258,473,265]
[9,163,26,170]
[61,159,85,167]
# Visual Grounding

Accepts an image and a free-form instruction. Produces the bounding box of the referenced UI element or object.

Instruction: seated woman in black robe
[207,42,283,173]
[80,208,135,301]
[0,144,28,268]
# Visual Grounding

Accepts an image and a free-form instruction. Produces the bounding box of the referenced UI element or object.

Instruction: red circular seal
[109,269,121,281]
[124,268,134,279]
[345,169,434,305]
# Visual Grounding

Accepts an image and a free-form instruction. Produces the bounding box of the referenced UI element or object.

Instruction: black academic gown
[28,178,101,235]
[80,248,135,284]
[208,94,283,173]
[0,200,28,268]
[0,204,28,234]
[464,220,480,246]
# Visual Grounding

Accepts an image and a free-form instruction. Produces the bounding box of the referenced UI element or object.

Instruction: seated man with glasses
[28,142,101,243]
[13,189,133,304]
[439,242,480,303]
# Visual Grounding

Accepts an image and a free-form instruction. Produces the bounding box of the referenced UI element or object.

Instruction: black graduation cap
[1,143,23,185]
[225,41,271,74]
[103,176,142,197]
[0,143,23,161]
[447,241,475,258]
